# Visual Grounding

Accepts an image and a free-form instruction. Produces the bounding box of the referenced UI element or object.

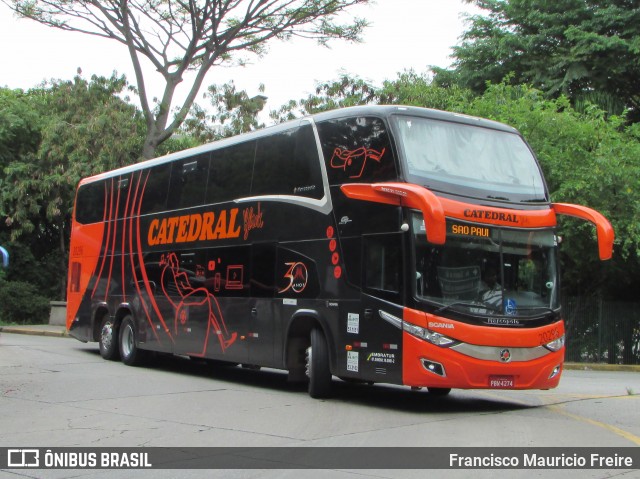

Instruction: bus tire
[307,327,332,399]
[427,387,451,396]
[99,316,119,361]
[119,315,145,366]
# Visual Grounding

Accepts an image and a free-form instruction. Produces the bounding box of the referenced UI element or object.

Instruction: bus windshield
[412,214,559,318]
[392,115,547,203]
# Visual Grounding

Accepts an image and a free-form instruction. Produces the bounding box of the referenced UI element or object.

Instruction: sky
[0,0,478,115]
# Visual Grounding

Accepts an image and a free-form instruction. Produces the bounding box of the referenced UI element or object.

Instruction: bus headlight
[544,335,565,352]
[403,321,458,347]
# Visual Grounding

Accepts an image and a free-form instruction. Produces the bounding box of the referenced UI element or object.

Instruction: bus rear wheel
[119,316,145,366]
[99,316,119,361]
[306,327,332,399]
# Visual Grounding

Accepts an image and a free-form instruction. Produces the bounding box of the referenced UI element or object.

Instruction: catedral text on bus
[66,106,614,398]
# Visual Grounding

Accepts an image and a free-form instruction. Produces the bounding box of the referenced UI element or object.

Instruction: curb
[564,362,640,373]
[0,325,69,338]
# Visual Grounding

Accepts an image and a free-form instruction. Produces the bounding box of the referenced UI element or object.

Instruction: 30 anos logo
[279,262,308,294]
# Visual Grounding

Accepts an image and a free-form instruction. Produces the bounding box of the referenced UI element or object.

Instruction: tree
[270,73,377,122]
[1,75,145,299]
[435,0,640,119]
[183,80,268,143]
[3,0,371,159]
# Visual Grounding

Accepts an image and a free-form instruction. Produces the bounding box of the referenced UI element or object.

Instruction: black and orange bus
[66,105,613,398]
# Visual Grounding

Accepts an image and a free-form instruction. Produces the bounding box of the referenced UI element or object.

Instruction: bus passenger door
[357,233,405,383]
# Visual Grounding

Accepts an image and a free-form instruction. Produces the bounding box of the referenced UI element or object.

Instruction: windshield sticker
[504,298,517,315]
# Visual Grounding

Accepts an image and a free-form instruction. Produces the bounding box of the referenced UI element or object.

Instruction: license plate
[489,375,514,388]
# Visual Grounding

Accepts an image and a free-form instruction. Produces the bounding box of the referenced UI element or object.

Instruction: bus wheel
[99,316,119,361]
[427,387,451,396]
[119,316,145,366]
[306,327,331,399]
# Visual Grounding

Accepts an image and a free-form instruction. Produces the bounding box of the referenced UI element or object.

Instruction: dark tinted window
[140,163,171,215]
[316,116,396,184]
[251,243,277,297]
[363,234,402,301]
[75,181,106,224]
[116,175,131,219]
[168,153,209,210]
[252,124,324,199]
[252,128,297,196]
[207,141,255,204]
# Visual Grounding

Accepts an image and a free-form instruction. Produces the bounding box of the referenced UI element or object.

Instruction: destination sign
[448,222,492,238]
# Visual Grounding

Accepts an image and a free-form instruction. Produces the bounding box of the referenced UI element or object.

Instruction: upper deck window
[316,116,396,185]
[392,115,547,203]
[251,123,324,199]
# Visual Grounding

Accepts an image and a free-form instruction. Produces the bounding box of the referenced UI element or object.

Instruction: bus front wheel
[119,316,145,366]
[427,387,451,396]
[99,316,119,361]
[306,327,332,399]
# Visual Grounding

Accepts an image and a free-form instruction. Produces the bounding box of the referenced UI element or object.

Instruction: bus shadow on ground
[78,345,534,414]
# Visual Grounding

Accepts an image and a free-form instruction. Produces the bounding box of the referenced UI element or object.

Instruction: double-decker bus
[66,105,613,398]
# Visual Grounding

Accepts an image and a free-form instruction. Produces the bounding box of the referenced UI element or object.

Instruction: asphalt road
[1,331,638,479]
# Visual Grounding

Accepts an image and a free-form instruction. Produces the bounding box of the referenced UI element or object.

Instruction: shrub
[0,279,50,325]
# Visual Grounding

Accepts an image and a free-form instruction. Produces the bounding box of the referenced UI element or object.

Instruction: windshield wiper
[512,306,557,316]
[521,198,548,203]
[435,301,499,315]
[487,195,510,201]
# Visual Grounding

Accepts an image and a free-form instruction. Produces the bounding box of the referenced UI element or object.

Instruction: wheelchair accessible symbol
[504,298,517,315]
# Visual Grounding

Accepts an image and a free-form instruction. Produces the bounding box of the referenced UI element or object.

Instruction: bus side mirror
[551,203,614,260]
[341,183,446,245]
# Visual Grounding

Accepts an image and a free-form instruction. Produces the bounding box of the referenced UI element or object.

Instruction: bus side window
[252,129,296,196]
[168,153,210,210]
[140,163,171,215]
[291,123,324,199]
[252,124,324,199]
[207,142,255,204]
[251,243,277,297]
[75,181,106,224]
[316,116,396,185]
[363,234,402,301]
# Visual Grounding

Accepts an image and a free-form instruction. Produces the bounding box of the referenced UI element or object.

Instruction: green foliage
[442,0,640,119]
[3,75,144,240]
[270,74,377,122]
[0,278,51,325]
[0,75,146,299]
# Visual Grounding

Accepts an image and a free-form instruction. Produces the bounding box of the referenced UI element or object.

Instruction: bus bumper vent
[548,365,561,379]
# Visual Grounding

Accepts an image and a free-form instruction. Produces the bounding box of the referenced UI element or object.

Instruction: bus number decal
[538,326,561,346]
